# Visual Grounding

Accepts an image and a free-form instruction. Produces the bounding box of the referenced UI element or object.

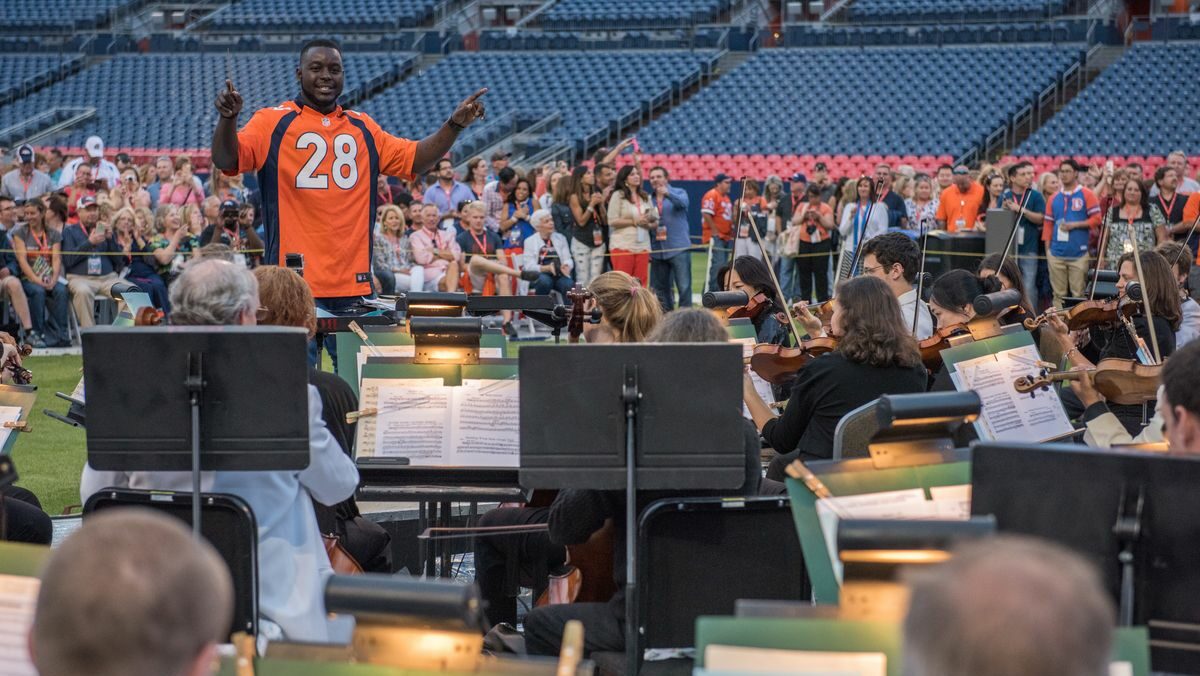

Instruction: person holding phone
[12,200,70,347]
[62,195,126,331]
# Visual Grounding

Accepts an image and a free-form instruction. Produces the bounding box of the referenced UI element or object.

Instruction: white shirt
[898,288,934,341]
[521,231,573,275]
[57,157,121,190]
[80,385,359,643]
[1177,297,1200,348]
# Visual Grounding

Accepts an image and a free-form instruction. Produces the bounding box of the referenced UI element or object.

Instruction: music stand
[519,344,745,675]
[972,441,1200,673]
[82,326,312,535]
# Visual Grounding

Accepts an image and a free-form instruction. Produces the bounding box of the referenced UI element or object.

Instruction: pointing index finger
[465,87,488,103]
[225,79,236,93]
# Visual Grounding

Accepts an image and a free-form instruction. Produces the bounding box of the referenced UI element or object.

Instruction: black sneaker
[520,269,540,282]
[503,321,518,338]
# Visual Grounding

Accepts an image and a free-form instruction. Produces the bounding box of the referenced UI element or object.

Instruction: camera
[806,225,818,236]
[285,253,304,277]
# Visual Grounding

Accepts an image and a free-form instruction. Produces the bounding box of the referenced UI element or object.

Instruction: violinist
[1155,241,1200,348]
[859,233,934,340]
[976,253,1038,334]
[523,308,762,657]
[472,269,661,628]
[718,255,789,346]
[744,276,927,480]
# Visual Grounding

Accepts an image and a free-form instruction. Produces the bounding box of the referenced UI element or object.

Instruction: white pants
[571,239,606,286]
[395,266,425,293]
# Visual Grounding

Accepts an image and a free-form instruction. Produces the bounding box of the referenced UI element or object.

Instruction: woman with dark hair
[1100,178,1168,271]
[837,176,889,281]
[568,165,607,286]
[499,177,537,292]
[718,255,788,346]
[744,275,927,478]
[977,252,1036,328]
[974,173,1006,230]
[549,169,576,242]
[606,165,656,285]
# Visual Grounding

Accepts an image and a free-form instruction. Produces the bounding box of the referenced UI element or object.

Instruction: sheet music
[70,376,85,403]
[1110,662,1133,676]
[734,337,775,418]
[703,645,885,675]
[374,380,452,463]
[950,344,1074,442]
[929,484,972,520]
[356,377,444,458]
[451,379,519,467]
[0,406,23,452]
[816,489,934,583]
[0,574,40,676]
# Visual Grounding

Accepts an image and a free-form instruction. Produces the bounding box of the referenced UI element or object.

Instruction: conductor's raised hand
[449,88,488,129]
[215,79,243,119]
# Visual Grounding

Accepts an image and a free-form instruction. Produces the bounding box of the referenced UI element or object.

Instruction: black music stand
[519,344,745,675]
[82,326,312,536]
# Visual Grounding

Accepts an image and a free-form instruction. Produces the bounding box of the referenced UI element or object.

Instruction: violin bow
[742,177,804,344]
[912,215,930,336]
[995,186,1034,281]
[1170,207,1200,270]
[1090,200,1115,302]
[1126,226,1162,365]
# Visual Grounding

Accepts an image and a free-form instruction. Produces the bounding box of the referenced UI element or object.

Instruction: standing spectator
[549,168,576,242]
[647,166,691,311]
[424,158,475,220]
[488,151,510,182]
[1125,162,1145,186]
[838,177,889,280]
[811,162,837,204]
[373,204,413,295]
[874,163,908,230]
[483,167,516,233]
[521,209,574,299]
[0,227,36,346]
[607,165,655,286]
[905,174,940,234]
[410,203,462,292]
[11,201,69,347]
[935,164,954,192]
[209,170,248,204]
[157,157,204,207]
[62,196,125,329]
[113,152,133,174]
[567,166,607,287]
[56,136,120,190]
[935,165,986,233]
[1155,166,1193,254]
[0,197,15,235]
[64,163,97,224]
[1044,159,1101,308]
[145,155,172,208]
[46,148,64,185]
[1156,241,1200,348]
[199,200,264,264]
[1154,150,1200,195]
[733,179,766,261]
[893,174,913,201]
[112,207,169,312]
[1100,179,1167,271]
[374,175,393,208]
[466,156,488,199]
[975,173,1006,230]
[1,145,53,202]
[539,170,562,212]
[788,184,835,303]
[1000,161,1046,305]
[779,173,807,300]
[702,173,734,293]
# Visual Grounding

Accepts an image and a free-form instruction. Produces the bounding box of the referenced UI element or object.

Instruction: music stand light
[408,317,483,365]
[868,391,980,469]
[396,292,468,318]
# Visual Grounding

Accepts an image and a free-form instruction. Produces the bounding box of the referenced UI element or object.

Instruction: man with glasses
[859,232,933,340]
[1044,159,1100,308]
[0,197,16,235]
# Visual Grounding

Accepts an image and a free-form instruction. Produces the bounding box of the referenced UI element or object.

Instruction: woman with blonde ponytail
[584,270,662,343]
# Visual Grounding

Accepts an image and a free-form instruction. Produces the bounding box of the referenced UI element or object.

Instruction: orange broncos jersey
[229,99,416,298]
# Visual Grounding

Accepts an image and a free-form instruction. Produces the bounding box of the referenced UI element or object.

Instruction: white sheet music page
[0,574,39,676]
[951,344,1074,442]
[451,379,520,467]
[734,337,775,418]
[371,378,450,462]
[703,644,885,675]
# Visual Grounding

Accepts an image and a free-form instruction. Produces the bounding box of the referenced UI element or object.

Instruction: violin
[134,306,164,326]
[566,284,596,344]
[918,315,1008,372]
[0,333,32,385]
[728,291,770,320]
[1013,358,1161,406]
[1023,296,1135,332]
[748,337,839,384]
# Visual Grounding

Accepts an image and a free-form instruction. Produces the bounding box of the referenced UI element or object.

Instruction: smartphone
[1105,160,1114,174]
[630,138,641,154]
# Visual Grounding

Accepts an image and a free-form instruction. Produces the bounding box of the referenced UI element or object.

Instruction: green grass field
[11,354,86,515]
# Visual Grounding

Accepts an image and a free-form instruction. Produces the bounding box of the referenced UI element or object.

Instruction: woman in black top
[719,255,789,347]
[744,275,927,479]
[976,253,1038,335]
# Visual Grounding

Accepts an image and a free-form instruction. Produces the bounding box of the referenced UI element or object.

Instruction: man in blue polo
[648,166,691,311]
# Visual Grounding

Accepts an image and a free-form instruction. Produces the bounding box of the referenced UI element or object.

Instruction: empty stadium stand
[0,53,415,148]
[1016,42,1200,157]
[200,0,444,32]
[0,0,143,32]
[634,45,1084,158]
[0,54,87,106]
[540,0,730,29]
[844,0,1065,23]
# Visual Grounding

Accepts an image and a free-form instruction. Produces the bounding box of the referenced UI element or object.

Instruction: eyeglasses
[861,264,885,275]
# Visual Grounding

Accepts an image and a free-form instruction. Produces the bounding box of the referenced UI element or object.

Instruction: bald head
[169,258,258,326]
[903,536,1114,676]
[31,509,233,676]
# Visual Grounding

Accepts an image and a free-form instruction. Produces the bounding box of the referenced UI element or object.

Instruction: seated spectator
[63,196,126,330]
[108,168,152,211]
[254,265,392,573]
[56,136,120,190]
[44,195,68,235]
[151,204,198,283]
[903,536,1114,676]
[64,163,97,224]
[181,203,206,238]
[1,145,54,203]
[0,196,16,234]
[12,200,70,347]
[198,199,263,266]
[500,176,536,275]
[410,204,462,292]
[29,509,232,676]
[373,204,416,295]
[145,155,173,208]
[457,201,506,295]
[157,156,204,207]
[196,243,235,262]
[81,258,359,642]
[522,208,574,299]
[113,207,170,312]
[210,169,248,204]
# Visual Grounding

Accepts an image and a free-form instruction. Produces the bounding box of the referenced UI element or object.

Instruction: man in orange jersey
[211,38,486,313]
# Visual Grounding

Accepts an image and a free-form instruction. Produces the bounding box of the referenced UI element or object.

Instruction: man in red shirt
[702,173,733,293]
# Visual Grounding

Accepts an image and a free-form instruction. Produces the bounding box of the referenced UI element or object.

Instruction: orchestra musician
[718,255,789,346]
[858,232,935,340]
[976,253,1038,331]
[744,275,927,480]
[472,270,661,628]
[523,308,762,657]
[1155,241,1200,348]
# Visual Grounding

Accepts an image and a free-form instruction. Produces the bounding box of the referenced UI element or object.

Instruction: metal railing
[0,107,97,148]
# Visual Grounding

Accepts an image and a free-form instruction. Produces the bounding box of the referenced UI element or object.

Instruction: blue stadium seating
[540,0,730,29]
[845,0,1065,23]
[1017,42,1200,157]
[634,45,1083,157]
[784,21,1083,47]
[202,0,442,31]
[0,53,413,148]
[357,50,717,153]
[0,55,86,105]
[0,0,141,32]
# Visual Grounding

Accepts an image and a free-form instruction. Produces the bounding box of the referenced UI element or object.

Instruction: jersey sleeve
[359,113,416,180]
[229,108,281,175]
[701,192,715,216]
